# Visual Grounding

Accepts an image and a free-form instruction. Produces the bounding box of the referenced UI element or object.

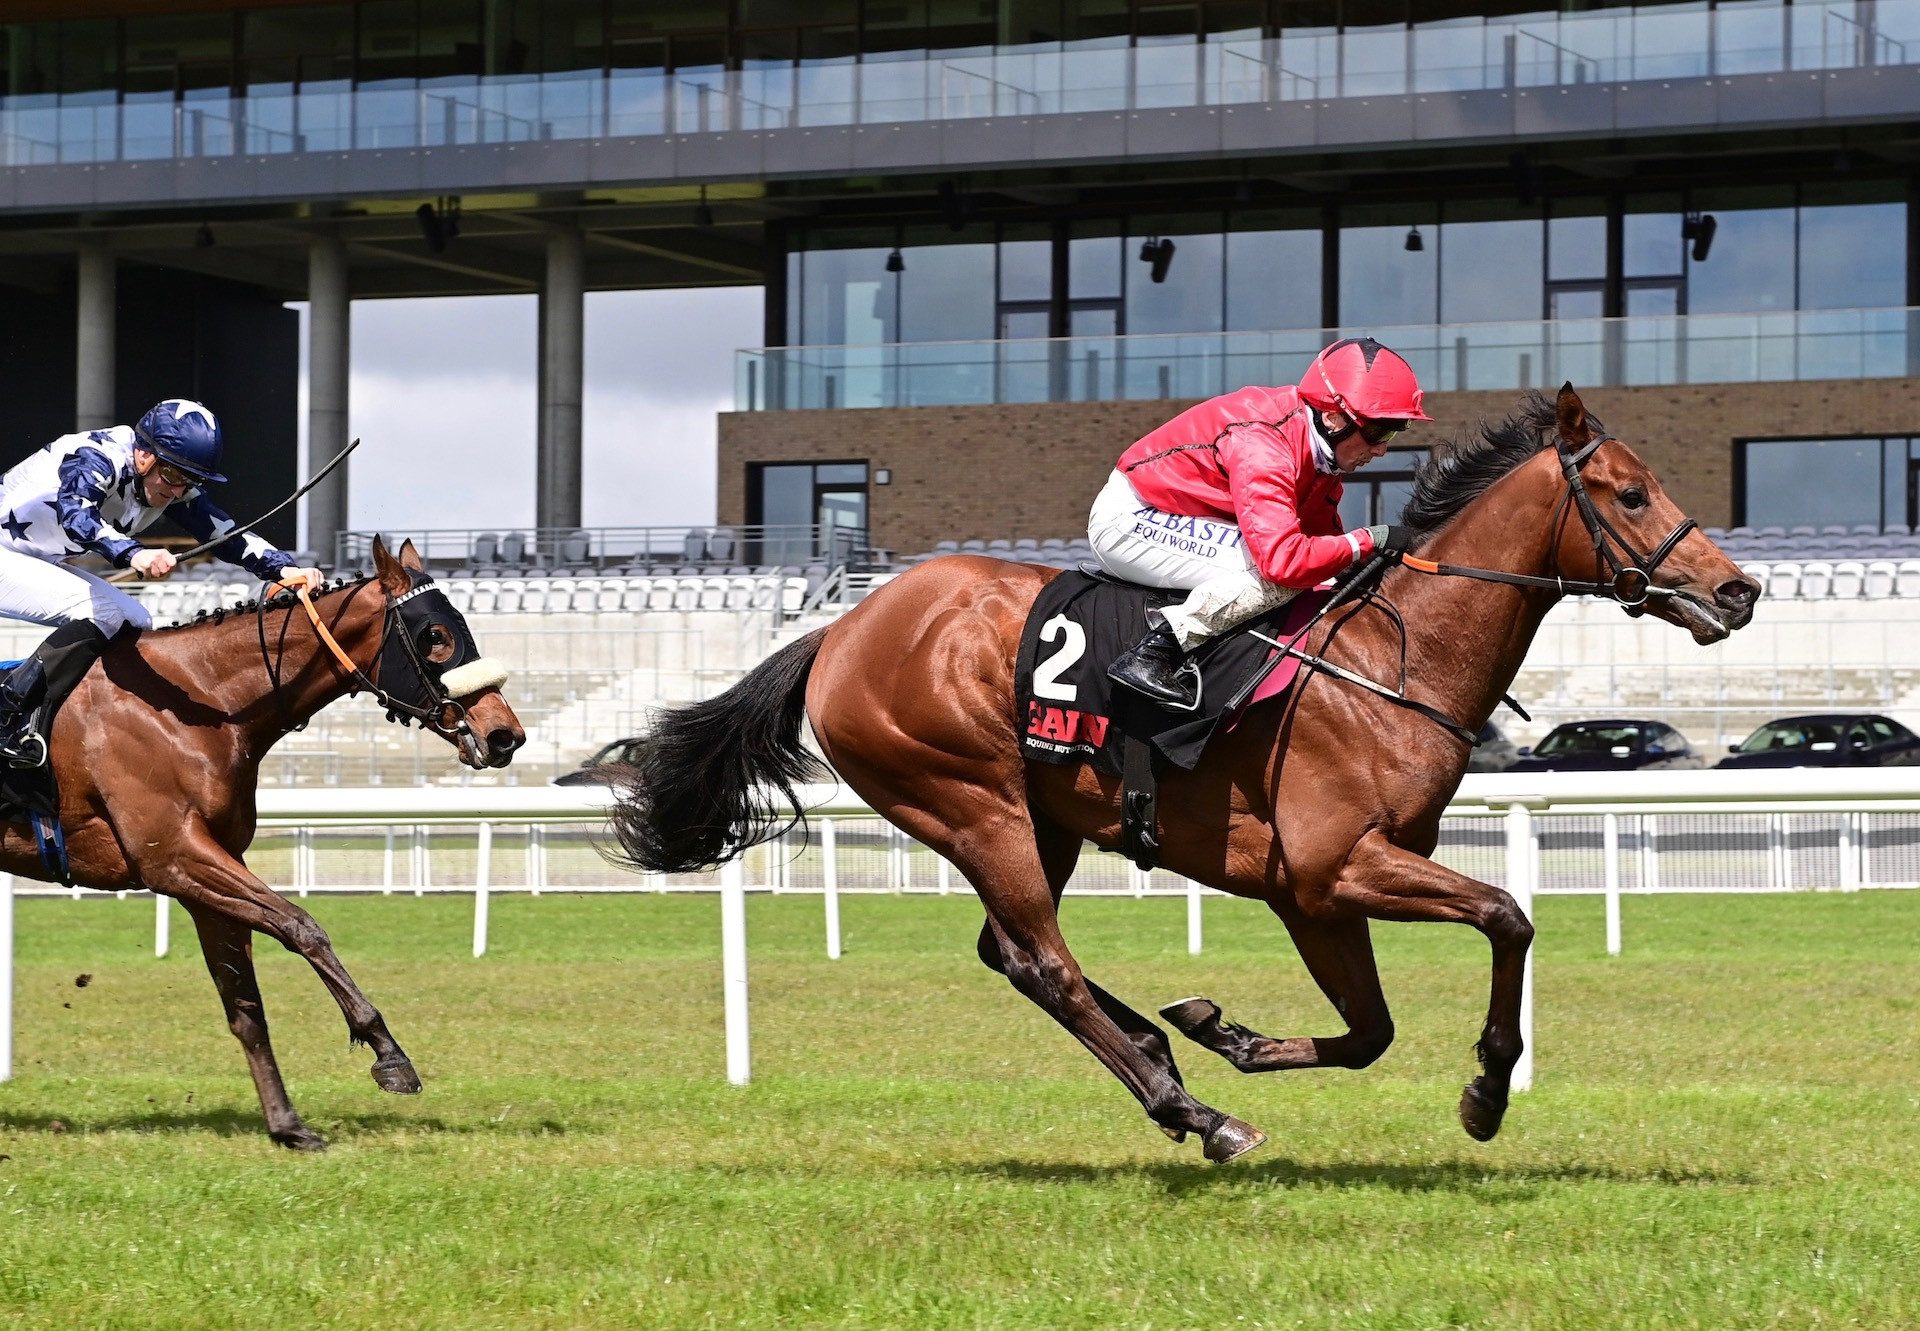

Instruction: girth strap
[1120,728,1161,871]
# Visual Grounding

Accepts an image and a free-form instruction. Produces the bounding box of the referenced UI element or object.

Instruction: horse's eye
[1621,487,1648,510]
[422,623,456,663]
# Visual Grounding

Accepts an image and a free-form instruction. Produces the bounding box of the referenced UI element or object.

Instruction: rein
[1248,431,1696,746]
[287,582,479,745]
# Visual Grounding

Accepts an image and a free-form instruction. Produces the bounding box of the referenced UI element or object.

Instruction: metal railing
[3,0,1917,170]
[738,307,1920,410]
[333,523,876,574]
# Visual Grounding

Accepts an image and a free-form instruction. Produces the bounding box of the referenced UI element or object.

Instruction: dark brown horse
[601,387,1757,1163]
[1,538,524,1149]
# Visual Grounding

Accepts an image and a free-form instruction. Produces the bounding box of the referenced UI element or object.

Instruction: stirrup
[2,731,47,769]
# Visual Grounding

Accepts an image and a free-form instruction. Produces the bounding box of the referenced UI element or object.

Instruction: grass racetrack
[2,888,1918,1328]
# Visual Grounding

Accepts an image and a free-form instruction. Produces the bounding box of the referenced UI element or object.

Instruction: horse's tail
[595,628,829,874]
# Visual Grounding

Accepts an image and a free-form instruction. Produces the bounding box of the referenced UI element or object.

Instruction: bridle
[1236,430,1708,746]
[264,573,505,765]
[1399,432,1699,614]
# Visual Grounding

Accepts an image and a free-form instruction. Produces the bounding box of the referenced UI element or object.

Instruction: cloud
[295,286,760,548]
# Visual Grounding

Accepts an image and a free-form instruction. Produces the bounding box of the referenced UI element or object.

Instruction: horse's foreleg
[1332,829,1534,1141]
[183,901,328,1151]
[143,829,422,1098]
[1160,911,1395,1074]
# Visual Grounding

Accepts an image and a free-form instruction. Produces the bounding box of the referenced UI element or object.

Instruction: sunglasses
[1357,418,1409,446]
[153,461,195,488]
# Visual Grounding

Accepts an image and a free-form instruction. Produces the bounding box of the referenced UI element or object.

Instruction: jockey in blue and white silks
[0,398,322,766]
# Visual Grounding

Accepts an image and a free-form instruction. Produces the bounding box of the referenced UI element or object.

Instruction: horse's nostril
[1717,578,1759,609]
[488,727,522,754]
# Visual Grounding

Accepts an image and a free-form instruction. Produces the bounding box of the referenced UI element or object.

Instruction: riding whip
[109,436,362,583]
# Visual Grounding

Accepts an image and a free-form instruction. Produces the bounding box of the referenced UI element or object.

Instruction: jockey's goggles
[1356,417,1409,446]
[153,461,195,488]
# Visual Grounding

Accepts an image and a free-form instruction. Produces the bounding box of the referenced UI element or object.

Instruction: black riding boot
[1107,624,1197,708]
[0,621,110,768]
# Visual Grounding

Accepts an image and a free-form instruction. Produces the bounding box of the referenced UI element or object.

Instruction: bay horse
[0,537,524,1149]
[600,386,1757,1163]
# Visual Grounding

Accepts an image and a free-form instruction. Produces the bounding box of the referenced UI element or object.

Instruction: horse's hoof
[271,1126,329,1152]
[1159,996,1222,1040]
[1202,1115,1266,1164]
[1458,1081,1507,1142]
[1159,1125,1188,1144]
[372,1054,423,1095]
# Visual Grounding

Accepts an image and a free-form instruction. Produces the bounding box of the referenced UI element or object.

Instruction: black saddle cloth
[1012,569,1303,777]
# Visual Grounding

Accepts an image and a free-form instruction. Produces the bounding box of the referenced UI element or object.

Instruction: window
[747,461,869,566]
[1336,447,1424,527]
[1737,436,1920,532]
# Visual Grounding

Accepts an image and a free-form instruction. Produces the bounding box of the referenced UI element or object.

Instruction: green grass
[3,889,1919,1328]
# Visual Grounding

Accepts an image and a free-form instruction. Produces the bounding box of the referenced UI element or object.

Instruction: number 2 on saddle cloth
[1012,570,1333,871]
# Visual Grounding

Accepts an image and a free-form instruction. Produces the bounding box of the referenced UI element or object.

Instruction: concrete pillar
[307,234,351,565]
[75,245,115,432]
[538,224,585,536]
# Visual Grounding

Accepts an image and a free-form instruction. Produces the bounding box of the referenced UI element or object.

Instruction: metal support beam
[308,234,351,564]
[538,225,585,534]
[75,245,115,431]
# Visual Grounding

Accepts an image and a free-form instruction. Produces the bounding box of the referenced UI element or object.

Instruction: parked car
[1467,721,1520,772]
[554,738,644,786]
[1504,719,1705,773]
[1716,713,1920,769]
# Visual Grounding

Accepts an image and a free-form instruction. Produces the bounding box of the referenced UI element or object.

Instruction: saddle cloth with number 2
[1011,568,1328,777]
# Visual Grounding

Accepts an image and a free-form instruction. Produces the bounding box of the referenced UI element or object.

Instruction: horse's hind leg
[1162,909,1395,1074]
[949,812,1262,1162]
[184,902,328,1151]
[973,822,1189,1137]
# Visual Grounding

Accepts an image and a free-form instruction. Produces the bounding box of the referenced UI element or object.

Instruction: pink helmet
[1298,338,1432,422]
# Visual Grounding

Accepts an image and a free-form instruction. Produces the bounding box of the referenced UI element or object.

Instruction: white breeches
[0,547,151,637]
[1086,469,1296,651]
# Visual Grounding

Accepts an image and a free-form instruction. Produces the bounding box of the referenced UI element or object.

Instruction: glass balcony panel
[1410,20,1491,93]
[1627,6,1712,82]
[1055,42,1130,113]
[1338,26,1410,97]
[1134,36,1202,108]
[606,69,669,137]
[1713,2,1791,76]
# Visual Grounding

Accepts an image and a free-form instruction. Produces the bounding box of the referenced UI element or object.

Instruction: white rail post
[383,827,395,894]
[154,893,170,959]
[1505,802,1536,1094]
[1186,877,1203,955]
[0,872,13,1082]
[471,821,493,958]
[937,855,951,895]
[1838,812,1858,891]
[822,818,842,960]
[721,855,750,1085]
[1603,812,1622,956]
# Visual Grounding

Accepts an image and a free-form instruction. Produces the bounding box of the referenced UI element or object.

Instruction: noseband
[1401,432,1697,611]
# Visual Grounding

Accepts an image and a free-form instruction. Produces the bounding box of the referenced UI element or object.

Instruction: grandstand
[6,516,1917,788]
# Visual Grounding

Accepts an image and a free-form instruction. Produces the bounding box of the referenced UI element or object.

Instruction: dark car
[1467,721,1521,772]
[554,738,643,786]
[1716,713,1920,769]
[1504,719,1705,773]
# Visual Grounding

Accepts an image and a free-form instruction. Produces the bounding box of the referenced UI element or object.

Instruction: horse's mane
[152,574,369,632]
[1399,391,1601,542]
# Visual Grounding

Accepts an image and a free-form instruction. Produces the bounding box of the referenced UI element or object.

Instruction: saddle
[1013,569,1327,870]
[0,657,80,885]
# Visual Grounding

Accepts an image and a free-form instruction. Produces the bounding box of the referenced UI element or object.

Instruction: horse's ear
[398,538,425,572]
[1555,381,1594,446]
[372,536,410,597]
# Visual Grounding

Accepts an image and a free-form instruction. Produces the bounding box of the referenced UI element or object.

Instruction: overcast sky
[292,285,762,550]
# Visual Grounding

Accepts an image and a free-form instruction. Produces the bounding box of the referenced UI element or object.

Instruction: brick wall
[717,379,1920,557]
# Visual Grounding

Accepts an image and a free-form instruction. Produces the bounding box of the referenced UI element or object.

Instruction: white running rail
[6,768,1920,1088]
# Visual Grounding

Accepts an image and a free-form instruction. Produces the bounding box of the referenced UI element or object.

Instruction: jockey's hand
[1365,524,1417,557]
[129,548,177,580]
[277,566,325,594]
